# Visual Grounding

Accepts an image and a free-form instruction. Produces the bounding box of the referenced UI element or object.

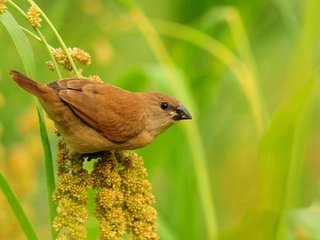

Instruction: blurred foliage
[1,0,320,239]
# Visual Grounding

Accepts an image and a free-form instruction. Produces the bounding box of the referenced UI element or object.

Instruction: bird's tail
[9,70,48,98]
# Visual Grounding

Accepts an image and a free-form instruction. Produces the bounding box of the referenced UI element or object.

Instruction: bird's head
[140,92,192,137]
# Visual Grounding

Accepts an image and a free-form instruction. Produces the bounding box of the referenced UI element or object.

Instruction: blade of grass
[275,80,315,240]
[27,0,81,77]
[154,19,265,136]
[285,0,320,93]
[0,11,36,78]
[0,172,39,240]
[114,2,218,239]
[241,80,314,240]
[8,0,62,79]
[36,106,56,235]
[0,11,56,239]
[198,6,259,75]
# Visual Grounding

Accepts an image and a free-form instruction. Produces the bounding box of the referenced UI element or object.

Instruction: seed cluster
[27,5,42,28]
[53,142,159,239]
[50,47,91,72]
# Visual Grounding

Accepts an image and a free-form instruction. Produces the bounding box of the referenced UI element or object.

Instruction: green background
[1,0,320,239]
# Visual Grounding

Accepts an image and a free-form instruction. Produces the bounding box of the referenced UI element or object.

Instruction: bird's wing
[54,79,145,143]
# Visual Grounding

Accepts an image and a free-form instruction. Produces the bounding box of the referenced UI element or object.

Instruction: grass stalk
[1,8,57,238]
[155,19,265,135]
[8,0,62,78]
[35,28,62,78]
[36,105,57,239]
[115,1,218,239]
[7,0,26,17]
[27,0,82,77]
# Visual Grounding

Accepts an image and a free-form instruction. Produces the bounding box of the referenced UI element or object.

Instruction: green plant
[1,0,320,239]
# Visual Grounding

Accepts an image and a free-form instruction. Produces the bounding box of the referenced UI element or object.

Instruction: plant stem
[27,0,82,77]
[8,0,26,17]
[35,28,62,78]
[8,0,62,78]
[21,25,63,78]
[115,1,218,239]
[155,20,265,135]
[36,105,57,239]
[20,26,54,51]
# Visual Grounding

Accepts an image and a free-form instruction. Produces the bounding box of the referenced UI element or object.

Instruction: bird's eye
[160,102,169,110]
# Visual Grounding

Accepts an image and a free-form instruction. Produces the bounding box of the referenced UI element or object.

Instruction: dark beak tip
[176,104,192,121]
[181,113,192,120]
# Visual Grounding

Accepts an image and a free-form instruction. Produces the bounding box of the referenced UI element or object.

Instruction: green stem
[35,105,57,239]
[115,2,218,239]
[6,2,58,238]
[35,28,62,78]
[27,0,82,77]
[21,26,64,78]
[8,0,62,78]
[0,172,40,240]
[20,26,42,43]
[8,0,26,17]
[20,26,54,51]
[155,20,265,135]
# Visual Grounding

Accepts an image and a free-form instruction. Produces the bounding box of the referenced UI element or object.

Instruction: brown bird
[9,70,191,157]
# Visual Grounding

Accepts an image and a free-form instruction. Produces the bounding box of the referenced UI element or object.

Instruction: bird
[9,70,192,157]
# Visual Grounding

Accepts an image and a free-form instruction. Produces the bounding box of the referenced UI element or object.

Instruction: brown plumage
[9,70,191,156]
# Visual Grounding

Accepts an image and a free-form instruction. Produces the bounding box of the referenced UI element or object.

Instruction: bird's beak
[173,104,192,121]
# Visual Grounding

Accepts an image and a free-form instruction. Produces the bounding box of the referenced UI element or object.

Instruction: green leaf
[0,11,56,239]
[0,12,36,78]
[241,80,315,240]
[36,106,57,233]
[0,172,39,240]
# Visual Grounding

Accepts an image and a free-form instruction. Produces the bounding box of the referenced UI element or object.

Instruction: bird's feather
[55,79,145,142]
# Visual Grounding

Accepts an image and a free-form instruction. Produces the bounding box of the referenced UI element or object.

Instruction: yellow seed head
[93,151,159,239]
[53,142,158,239]
[52,48,72,71]
[27,5,42,28]
[51,47,92,72]
[70,48,92,66]
[46,61,55,71]
[88,75,103,83]
[53,141,90,239]
[0,0,7,12]
[0,4,7,14]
